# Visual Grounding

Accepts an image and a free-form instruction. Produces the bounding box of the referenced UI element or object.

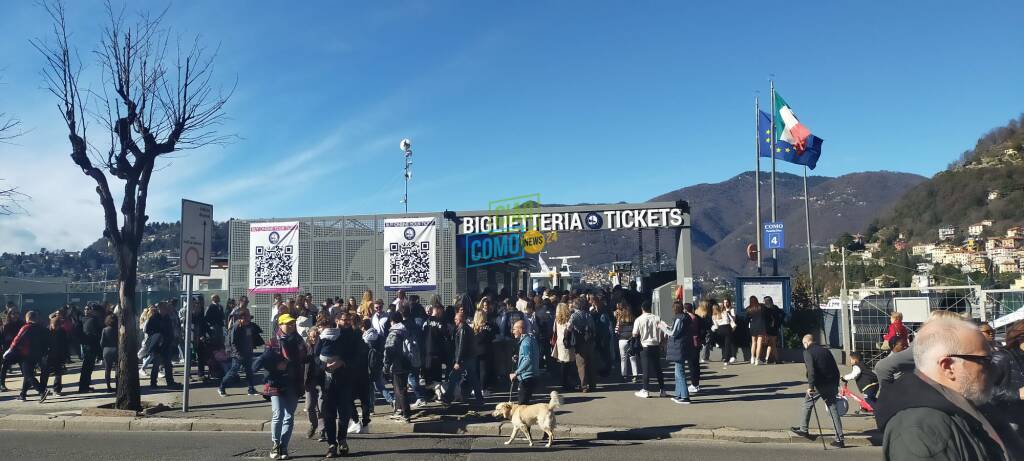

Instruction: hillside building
[938,226,956,241]
[968,220,993,237]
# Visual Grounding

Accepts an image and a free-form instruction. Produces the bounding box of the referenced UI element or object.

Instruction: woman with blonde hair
[357,290,374,320]
[552,302,577,391]
[613,301,639,383]
[710,303,736,367]
[471,309,497,393]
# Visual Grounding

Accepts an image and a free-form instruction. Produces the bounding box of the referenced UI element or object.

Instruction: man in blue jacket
[509,319,540,404]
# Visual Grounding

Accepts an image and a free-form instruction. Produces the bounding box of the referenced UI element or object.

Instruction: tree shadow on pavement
[595,424,695,440]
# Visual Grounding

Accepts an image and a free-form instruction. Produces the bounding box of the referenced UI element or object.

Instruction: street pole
[840,247,851,359]
[755,96,763,276]
[401,139,413,213]
[803,166,824,342]
[769,79,778,276]
[182,275,193,412]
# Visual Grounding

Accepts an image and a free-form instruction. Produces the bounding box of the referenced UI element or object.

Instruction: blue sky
[1,1,1023,253]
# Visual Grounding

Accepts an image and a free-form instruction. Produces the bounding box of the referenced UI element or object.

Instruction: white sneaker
[158,372,166,378]
[750,358,755,365]
[411,399,427,409]
[688,385,700,393]
[347,421,361,434]
[138,369,149,378]
[699,358,706,364]
[658,390,668,398]
[633,390,650,398]
[433,384,444,402]
[729,357,736,364]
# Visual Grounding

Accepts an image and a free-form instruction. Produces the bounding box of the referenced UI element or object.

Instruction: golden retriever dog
[492,391,563,447]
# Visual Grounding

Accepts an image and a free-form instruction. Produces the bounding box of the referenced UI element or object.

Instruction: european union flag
[758,110,823,170]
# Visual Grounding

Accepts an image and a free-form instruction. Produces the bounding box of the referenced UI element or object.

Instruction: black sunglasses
[948,354,994,367]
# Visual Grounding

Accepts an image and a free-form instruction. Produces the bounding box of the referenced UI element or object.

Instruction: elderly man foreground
[876,317,1024,460]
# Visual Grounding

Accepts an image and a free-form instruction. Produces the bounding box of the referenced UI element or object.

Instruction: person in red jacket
[0,307,25,392]
[882,311,910,353]
[4,311,50,401]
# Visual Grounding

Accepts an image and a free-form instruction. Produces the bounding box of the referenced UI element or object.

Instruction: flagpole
[769,79,778,276]
[803,165,814,287]
[755,96,763,276]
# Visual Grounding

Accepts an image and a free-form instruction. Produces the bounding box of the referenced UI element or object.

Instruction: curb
[0,414,878,446]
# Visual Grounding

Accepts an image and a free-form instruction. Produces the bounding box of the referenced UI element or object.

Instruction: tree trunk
[115,244,142,411]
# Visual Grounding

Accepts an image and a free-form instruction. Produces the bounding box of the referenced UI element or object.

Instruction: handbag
[626,336,642,357]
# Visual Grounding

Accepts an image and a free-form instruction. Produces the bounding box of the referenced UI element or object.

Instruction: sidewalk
[0,356,880,446]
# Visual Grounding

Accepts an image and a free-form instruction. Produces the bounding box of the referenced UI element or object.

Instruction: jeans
[323,379,353,446]
[102,347,117,389]
[797,391,844,442]
[19,358,41,398]
[219,356,255,392]
[350,377,372,426]
[407,370,428,401]
[150,351,174,387]
[371,366,393,403]
[79,344,98,391]
[640,346,663,392]
[617,340,639,378]
[442,359,484,404]
[270,393,299,449]
[687,350,701,387]
[392,372,410,419]
[306,388,321,431]
[574,343,597,391]
[673,361,689,400]
[516,377,538,404]
[39,360,65,394]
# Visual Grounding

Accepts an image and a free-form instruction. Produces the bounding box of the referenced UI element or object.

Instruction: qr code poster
[383,217,437,292]
[248,221,300,294]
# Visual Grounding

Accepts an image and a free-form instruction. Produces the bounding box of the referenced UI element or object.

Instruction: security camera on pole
[400,138,412,213]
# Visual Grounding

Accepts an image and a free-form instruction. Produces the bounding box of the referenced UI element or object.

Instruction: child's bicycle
[840,383,874,414]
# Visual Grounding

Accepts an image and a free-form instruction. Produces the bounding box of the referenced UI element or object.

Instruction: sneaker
[54,391,64,397]
[688,385,700,393]
[138,370,149,378]
[38,389,50,403]
[658,390,668,398]
[269,443,280,459]
[633,390,650,398]
[411,399,427,409]
[318,432,328,442]
[729,357,736,364]
[347,420,361,434]
[278,449,290,460]
[672,397,691,405]
[339,442,349,455]
[16,395,26,402]
[247,388,258,396]
[218,389,227,397]
[433,384,444,402]
[481,390,492,398]
[325,445,338,458]
[790,427,813,439]
[830,440,846,449]
[158,372,166,378]
[699,358,706,364]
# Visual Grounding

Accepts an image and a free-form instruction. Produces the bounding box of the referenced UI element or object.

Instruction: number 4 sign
[763,222,785,250]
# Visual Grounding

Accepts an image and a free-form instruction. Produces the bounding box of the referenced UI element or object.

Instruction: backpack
[403,333,422,369]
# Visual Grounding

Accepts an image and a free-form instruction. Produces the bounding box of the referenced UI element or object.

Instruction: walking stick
[811,400,828,451]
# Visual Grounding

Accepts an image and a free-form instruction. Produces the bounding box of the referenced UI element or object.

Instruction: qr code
[253,245,294,287]
[389,241,431,285]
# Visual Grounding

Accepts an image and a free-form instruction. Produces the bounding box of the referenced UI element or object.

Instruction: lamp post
[400,139,412,213]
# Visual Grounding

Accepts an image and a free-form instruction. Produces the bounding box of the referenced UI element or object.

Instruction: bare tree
[1,73,25,212]
[34,2,231,410]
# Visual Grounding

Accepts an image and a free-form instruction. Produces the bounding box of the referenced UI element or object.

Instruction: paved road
[3,430,880,460]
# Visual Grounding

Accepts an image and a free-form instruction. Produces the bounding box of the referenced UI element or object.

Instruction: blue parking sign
[763,222,785,249]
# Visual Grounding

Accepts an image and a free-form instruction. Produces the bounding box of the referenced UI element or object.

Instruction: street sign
[763,221,785,250]
[180,199,213,276]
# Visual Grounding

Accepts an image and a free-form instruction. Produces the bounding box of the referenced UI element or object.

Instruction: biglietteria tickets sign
[458,207,685,235]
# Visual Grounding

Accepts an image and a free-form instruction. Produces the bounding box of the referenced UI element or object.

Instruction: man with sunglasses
[876,317,1024,460]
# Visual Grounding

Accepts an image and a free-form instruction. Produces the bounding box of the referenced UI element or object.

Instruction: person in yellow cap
[260,311,306,460]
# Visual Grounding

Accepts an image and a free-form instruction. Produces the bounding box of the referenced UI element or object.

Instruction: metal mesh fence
[847,285,982,367]
[228,213,457,334]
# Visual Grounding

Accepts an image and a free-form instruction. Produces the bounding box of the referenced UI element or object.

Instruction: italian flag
[774,91,812,153]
